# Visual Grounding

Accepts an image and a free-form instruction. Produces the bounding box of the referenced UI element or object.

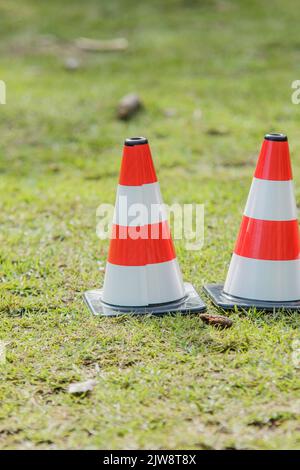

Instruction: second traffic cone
[84,136,206,316]
[204,133,300,310]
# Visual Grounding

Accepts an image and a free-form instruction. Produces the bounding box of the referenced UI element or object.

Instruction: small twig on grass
[75,37,128,52]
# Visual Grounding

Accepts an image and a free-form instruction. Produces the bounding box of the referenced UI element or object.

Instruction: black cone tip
[125,137,148,146]
[264,133,287,142]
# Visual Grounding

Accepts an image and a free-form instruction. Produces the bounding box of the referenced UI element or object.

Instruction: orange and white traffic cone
[84,137,206,316]
[204,133,300,310]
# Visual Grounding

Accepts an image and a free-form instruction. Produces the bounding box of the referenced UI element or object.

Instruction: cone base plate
[204,284,300,311]
[84,282,206,316]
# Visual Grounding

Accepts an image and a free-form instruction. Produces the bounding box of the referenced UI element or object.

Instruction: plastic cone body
[102,138,185,307]
[224,134,300,302]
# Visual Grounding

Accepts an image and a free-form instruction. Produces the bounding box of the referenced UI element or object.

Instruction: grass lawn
[1,0,300,450]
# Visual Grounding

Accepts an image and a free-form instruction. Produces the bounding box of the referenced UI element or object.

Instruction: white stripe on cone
[113,182,167,226]
[102,259,185,306]
[224,253,300,301]
[244,178,297,221]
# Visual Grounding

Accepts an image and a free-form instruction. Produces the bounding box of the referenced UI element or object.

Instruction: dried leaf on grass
[68,379,97,395]
[199,313,233,329]
[117,93,142,120]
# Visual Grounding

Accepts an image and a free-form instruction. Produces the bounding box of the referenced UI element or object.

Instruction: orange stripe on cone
[234,216,300,261]
[254,136,292,181]
[108,221,176,266]
[119,142,157,186]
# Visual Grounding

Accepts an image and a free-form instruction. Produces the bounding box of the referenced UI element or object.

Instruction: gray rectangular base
[204,284,300,311]
[84,282,206,316]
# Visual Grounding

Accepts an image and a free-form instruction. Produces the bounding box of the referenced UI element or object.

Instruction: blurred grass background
[0,0,300,449]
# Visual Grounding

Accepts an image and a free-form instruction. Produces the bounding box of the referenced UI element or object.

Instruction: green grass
[1,0,300,450]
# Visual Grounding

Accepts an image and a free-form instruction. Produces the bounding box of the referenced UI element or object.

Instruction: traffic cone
[84,136,206,316]
[204,133,300,311]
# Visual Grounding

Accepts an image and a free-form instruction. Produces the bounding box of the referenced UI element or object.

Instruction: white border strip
[224,253,300,301]
[102,259,185,306]
[113,182,167,226]
[244,178,297,221]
